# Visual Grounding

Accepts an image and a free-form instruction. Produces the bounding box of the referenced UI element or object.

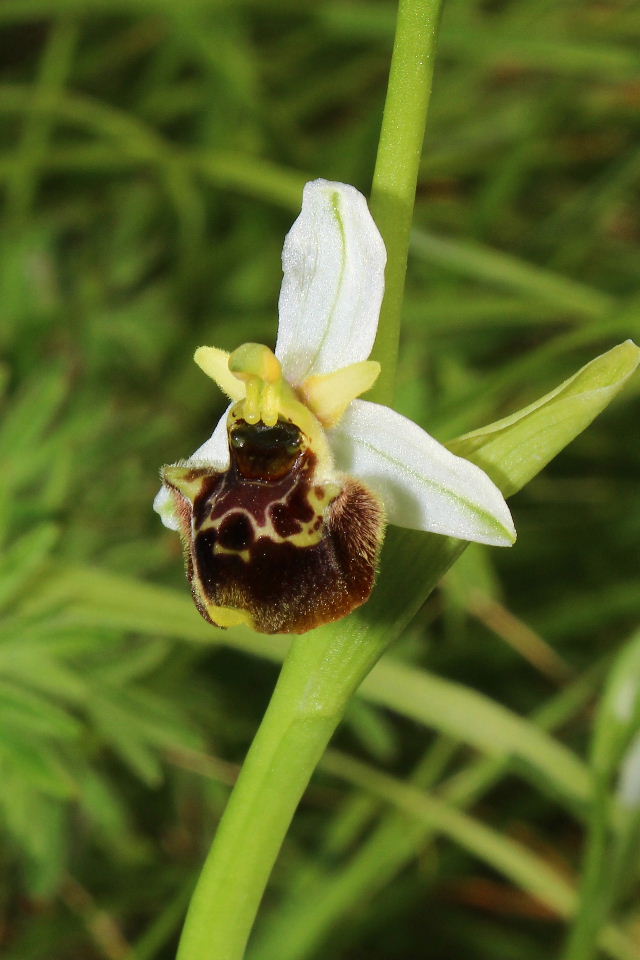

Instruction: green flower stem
[175,628,376,960]
[176,531,465,960]
[176,4,444,957]
[369,0,444,405]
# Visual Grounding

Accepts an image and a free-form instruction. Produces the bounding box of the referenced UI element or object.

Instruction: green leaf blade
[447,340,640,497]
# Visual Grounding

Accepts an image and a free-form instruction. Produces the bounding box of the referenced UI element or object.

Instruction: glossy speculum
[229,419,303,480]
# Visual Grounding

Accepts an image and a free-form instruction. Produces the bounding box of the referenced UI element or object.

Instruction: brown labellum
[162,418,384,634]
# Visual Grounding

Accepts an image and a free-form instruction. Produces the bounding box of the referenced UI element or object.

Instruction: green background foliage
[1,1,639,958]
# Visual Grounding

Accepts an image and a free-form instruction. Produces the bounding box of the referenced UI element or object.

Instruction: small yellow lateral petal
[194,346,246,402]
[301,360,381,427]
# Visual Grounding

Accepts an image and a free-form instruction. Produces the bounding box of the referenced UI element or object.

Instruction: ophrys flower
[154,180,515,634]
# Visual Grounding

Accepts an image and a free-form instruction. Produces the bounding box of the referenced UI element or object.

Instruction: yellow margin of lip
[206,603,254,629]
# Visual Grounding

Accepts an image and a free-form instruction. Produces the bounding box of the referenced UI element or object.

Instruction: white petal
[153,406,232,531]
[187,404,232,470]
[276,180,386,384]
[330,400,516,546]
[153,485,181,531]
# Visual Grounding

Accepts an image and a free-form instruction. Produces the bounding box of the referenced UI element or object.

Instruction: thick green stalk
[175,3,443,958]
[176,530,465,960]
[176,628,377,960]
[249,666,605,960]
[369,0,443,405]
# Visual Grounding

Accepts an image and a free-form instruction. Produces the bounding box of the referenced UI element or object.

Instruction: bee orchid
[154,180,515,634]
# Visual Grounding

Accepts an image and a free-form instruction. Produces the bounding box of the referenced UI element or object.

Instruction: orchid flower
[154,180,516,635]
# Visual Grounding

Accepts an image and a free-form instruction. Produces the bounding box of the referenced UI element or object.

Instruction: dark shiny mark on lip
[269,502,303,538]
[286,484,316,523]
[230,419,303,481]
[217,512,254,551]
[193,528,218,595]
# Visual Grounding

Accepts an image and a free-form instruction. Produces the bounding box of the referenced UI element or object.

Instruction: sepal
[330,400,516,546]
[276,180,386,384]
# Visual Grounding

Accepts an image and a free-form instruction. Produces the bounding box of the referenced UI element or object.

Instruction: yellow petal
[194,346,246,402]
[300,360,381,427]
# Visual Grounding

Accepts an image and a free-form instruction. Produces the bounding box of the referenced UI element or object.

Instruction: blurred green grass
[1,1,639,958]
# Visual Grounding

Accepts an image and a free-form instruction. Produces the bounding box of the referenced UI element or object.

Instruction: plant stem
[176,3,445,956]
[176,629,375,960]
[369,0,444,406]
[176,530,465,960]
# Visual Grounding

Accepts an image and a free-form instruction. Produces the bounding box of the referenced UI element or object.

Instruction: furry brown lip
[162,419,385,635]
